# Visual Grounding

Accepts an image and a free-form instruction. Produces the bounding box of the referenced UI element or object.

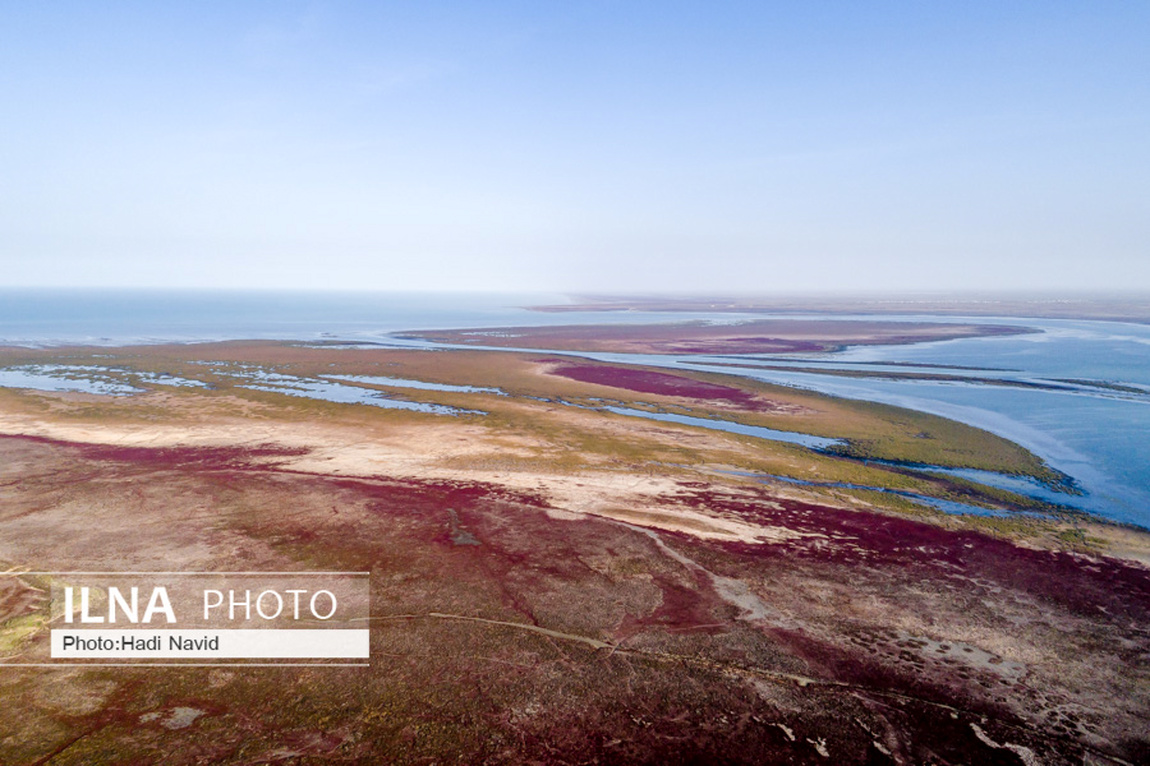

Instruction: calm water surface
[1,291,1146,527]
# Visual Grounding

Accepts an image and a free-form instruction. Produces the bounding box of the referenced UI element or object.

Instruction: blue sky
[2,2,1147,292]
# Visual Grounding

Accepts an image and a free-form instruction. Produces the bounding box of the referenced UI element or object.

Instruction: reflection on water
[0,365,208,396]
[523,318,1150,527]
[0,362,485,417]
[601,406,841,450]
[240,378,480,415]
[0,292,1146,527]
[323,374,505,395]
[729,470,1053,520]
[216,369,484,416]
[400,316,1150,526]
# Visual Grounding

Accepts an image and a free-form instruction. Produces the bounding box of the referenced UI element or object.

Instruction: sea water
[0,290,1146,527]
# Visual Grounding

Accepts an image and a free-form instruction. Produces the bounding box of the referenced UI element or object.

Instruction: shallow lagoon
[386,315,1150,527]
[216,368,484,416]
[0,364,208,396]
[601,405,842,450]
[651,320,1150,526]
[0,291,1146,527]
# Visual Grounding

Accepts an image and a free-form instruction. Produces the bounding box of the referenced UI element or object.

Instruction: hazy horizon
[4,286,1150,306]
[3,2,1147,293]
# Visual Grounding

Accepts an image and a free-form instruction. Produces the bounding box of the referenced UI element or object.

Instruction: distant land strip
[400,319,1034,355]
[530,293,1150,323]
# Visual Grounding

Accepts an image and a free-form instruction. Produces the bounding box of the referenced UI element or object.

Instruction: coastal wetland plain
[0,325,1147,765]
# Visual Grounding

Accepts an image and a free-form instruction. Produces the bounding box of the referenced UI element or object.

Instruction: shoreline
[529,292,1150,324]
[399,319,1035,356]
[0,339,1140,537]
[0,327,1143,530]
[1,338,1148,763]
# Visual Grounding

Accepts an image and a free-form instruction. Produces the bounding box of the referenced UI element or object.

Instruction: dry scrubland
[0,341,1147,765]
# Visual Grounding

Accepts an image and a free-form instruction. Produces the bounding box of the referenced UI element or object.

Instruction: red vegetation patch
[666,484,1150,623]
[616,570,726,638]
[10,434,309,471]
[3,433,1145,763]
[547,363,775,410]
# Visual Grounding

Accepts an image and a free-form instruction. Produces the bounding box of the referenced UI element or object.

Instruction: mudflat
[402,318,1032,354]
[1,341,1147,765]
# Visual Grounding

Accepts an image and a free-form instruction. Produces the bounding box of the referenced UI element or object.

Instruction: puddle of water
[0,360,488,415]
[914,464,1081,499]
[601,406,842,450]
[852,458,1087,510]
[323,374,504,395]
[209,366,485,415]
[0,368,141,395]
[242,380,481,415]
[133,372,210,388]
[0,366,143,395]
[731,470,1050,519]
[0,364,211,396]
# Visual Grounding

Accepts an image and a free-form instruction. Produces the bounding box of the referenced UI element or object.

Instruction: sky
[1,1,1148,294]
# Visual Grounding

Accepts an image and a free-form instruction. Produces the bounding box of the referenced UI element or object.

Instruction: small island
[402,318,1034,355]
